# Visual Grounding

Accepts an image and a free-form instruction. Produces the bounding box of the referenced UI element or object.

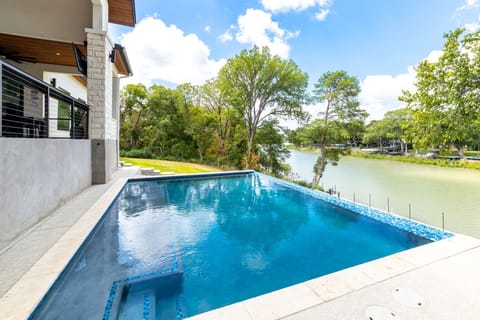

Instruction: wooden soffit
[0,34,132,76]
[109,0,136,27]
[0,33,86,67]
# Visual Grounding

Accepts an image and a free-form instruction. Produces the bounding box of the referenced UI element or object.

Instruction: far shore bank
[288,146,480,171]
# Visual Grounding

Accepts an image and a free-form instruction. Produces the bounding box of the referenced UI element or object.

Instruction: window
[56,87,71,131]
[57,100,70,131]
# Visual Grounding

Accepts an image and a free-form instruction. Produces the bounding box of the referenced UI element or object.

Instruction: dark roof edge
[114,43,133,76]
[131,0,137,25]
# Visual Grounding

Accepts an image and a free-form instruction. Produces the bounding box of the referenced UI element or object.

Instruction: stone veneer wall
[87,30,118,184]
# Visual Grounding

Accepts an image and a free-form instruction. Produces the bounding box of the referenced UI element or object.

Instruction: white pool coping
[1,172,479,320]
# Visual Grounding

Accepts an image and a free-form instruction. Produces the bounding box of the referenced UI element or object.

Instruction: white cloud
[457,0,479,11]
[218,25,237,42]
[204,25,211,32]
[465,22,480,31]
[359,67,416,121]
[424,50,442,63]
[315,8,330,21]
[358,50,451,122]
[261,0,330,13]
[120,17,226,86]
[219,30,233,42]
[230,8,298,58]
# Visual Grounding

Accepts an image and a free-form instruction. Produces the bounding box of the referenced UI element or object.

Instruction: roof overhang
[0,33,133,76]
[109,0,136,27]
[0,33,85,67]
[113,44,133,76]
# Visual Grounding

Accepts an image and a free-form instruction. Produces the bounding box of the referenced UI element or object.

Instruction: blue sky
[111,0,480,121]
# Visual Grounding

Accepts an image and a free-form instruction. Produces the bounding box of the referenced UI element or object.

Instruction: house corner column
[86,29,117,184]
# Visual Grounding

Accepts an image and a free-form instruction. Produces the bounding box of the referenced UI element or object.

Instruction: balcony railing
[0,59,89,139]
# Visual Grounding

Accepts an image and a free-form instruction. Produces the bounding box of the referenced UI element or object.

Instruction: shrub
[123,148,153,159]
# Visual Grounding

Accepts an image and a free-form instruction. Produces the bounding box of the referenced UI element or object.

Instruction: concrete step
[160,172,175,175]
[140,168,155,176]
[119,161,132,167]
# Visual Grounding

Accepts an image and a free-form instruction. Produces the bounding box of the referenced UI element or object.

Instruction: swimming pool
[29,171,449,319]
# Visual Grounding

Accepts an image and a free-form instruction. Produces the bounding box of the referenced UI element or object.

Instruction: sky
[110,0,480,124]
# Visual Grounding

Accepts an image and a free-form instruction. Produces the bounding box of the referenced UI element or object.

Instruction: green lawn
[120,157,222,174]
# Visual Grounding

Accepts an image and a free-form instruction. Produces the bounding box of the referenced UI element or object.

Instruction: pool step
[108,271,184,320]
[117,289,156,320]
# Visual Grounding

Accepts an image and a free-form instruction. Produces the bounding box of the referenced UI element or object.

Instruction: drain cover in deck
[392,287,425,309]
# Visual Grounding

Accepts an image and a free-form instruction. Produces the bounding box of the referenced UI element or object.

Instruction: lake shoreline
[288,146,480,171]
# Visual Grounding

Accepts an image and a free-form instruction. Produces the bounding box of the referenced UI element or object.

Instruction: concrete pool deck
[0,168,479,319]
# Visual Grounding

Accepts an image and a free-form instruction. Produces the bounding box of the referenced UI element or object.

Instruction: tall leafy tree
[120,84,148,149]
[256,120,291,176]
[311,70,367,188]
[217,46,309,169]
[185,106,216,161]
[200,79,236,165]
[400,28,480,157]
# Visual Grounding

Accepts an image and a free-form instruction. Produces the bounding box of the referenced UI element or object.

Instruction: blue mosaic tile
[143,292,150,320]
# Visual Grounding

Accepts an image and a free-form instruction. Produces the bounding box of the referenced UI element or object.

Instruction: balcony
[1,59,89,139]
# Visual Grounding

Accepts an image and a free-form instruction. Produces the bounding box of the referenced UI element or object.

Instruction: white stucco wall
[43,72,87,101]
[0,0,92,43]
[43,72,88,138]
[0,139,92,244]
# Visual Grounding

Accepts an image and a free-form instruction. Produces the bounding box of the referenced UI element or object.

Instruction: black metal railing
[1,59,89,139]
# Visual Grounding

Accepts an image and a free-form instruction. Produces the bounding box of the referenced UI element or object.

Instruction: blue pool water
[30,172,444,320]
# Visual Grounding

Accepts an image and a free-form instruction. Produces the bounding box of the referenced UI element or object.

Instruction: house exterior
[0,0,135,247]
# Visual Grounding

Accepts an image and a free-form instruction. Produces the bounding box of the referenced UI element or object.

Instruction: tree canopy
[400,28,480,157]
[311,70,367,188]
[217,46,309,169]
[119,46,308,176]
[363,108,409,152]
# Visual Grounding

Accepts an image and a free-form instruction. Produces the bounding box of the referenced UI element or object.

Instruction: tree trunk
[312,144,327,189]
[456,145,465,159]
[245,135,253,169]
[311,102,330,189]
[245,127,257,169]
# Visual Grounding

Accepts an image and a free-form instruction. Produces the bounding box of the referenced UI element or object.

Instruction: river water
[285,149,480,238]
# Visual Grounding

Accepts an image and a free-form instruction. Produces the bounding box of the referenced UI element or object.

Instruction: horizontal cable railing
[1,59,89,139]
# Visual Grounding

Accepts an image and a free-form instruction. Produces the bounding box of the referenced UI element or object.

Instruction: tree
[120,84,148,149]
[363,108,409,152]
[200,79,236,165]
[400,28,480,157]
[256,120,291,176]
[311,70,367,188]
[217,46,309,169]
[185,106,216,161]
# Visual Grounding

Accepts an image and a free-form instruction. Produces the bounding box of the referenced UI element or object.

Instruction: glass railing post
[45,87,50,138]
[0,61,3,137]
[71,101,75,139]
